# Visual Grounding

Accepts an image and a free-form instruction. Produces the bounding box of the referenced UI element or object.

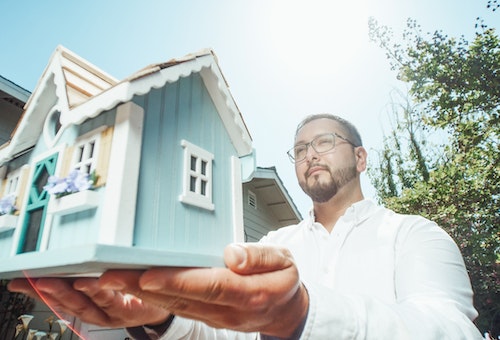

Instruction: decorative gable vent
[248,190,257,209]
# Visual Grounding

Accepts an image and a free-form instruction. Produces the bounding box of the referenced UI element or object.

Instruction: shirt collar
[306,199,379,230]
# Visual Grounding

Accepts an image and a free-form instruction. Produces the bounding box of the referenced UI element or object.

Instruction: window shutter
[95,126,114,187]
[14,166,31,216]
[0,178,6,197]
[60,145,75,178]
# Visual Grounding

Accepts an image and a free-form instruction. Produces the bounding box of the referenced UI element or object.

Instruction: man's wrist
[260,312,307,340]
[261,283,309,339]
[126,314,175,339]
[144,314,176,334]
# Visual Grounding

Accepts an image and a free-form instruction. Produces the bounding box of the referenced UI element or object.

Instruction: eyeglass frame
[286,132,357,163]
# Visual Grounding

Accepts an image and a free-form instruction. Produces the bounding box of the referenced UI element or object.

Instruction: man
[9,114,482,339]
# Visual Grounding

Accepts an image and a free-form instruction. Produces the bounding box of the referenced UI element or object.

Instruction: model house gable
[0,46,117,165]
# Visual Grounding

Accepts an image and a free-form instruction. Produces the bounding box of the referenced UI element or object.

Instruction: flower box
[48,190,100,216]
[0,214,18,232]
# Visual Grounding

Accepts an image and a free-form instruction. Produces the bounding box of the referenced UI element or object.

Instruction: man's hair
[295,113,363,147]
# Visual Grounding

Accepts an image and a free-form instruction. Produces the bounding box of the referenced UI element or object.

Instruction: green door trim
[17,153,58,254]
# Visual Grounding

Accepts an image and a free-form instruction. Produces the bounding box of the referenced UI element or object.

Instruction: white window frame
[72,127,105,174]
[4,167,22,196]
[179,140,214,211]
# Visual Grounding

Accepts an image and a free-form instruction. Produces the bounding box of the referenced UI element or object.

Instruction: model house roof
[0,46,252,165]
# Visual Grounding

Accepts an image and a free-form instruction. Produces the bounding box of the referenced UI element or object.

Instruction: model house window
[5,168,21,196]
[179,140,214,211]
[72,128,102,174]
[1,165,28,215]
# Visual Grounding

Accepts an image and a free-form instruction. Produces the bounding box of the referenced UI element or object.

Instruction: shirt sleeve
[298,216,483,339]
[128,316,258,340]
[157,317,258,340]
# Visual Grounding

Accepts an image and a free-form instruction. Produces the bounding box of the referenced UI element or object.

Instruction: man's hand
[8,243,308,337]
[101,243,309,337]
[7,273,170,328]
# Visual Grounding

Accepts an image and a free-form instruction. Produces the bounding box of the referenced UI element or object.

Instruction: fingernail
[73,284,89,292]
[141,279,163,291]
[228,243,247,265]
[100,280,125,291]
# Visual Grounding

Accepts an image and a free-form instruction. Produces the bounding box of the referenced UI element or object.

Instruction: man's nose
[304,144,319,162]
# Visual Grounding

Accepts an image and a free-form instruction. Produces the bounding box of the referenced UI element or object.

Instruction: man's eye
[295,146,306,156]
[316,138,331,145]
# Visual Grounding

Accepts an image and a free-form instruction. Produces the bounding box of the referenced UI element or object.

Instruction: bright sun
[266,1,368,76]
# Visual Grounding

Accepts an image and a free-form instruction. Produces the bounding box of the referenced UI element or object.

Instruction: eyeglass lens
[293,134,336,161]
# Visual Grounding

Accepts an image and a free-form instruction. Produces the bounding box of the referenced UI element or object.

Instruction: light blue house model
[0,46,301,279]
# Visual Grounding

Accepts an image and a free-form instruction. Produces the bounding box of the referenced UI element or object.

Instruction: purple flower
[0,193,17,215]
[45,175,69,195]
[44,170,94,197]
[67,169,93,192]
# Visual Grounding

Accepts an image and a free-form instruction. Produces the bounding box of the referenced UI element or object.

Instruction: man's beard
[299,165,357,203]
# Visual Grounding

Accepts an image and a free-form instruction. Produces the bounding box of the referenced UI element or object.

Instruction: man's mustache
[306,163,330,178]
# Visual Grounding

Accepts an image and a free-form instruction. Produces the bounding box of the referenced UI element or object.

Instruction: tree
[369,89,432,201]
[368,13,500,336]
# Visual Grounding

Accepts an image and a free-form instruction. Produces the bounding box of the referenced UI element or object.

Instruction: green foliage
[368,89,434,200]
[0,280,35,339]
[368,14,500,336]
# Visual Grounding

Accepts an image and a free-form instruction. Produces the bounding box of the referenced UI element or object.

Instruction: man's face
[294,118,358,203]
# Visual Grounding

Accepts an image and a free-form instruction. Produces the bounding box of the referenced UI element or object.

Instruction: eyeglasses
[287,133,356,163]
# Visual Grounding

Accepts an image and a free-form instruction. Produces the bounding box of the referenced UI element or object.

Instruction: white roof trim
[60,52,252,156]
[0,45,118,163]
[0,47,253,164]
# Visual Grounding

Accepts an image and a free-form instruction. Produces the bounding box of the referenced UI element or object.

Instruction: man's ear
[355,146,368,172]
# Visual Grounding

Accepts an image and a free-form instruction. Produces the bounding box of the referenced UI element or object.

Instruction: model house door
[17,153,58,253]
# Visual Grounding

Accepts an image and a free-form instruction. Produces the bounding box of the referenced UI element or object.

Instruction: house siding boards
[243,185,282,242]
[0,229,15,257]
[133,73,237,255]
[242,168,302,242]
[46,192,103,249]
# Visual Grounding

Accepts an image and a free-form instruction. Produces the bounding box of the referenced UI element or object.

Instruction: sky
[0,0,497,217]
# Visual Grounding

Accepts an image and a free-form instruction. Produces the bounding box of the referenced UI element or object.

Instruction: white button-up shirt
[159,200,482,339]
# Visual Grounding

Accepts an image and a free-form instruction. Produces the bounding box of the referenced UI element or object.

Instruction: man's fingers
[10,275,171,328]
[136,244,299,308]
[73,278,123,310]
[138,267,241,303]
[8,278,39,299]
[98,270,143,292]
[10,278,113,325]
[224,243,296,275]
[138,265,299,311]
[98,270,168,303]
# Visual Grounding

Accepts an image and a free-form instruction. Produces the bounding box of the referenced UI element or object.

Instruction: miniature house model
[0,46,300,279]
